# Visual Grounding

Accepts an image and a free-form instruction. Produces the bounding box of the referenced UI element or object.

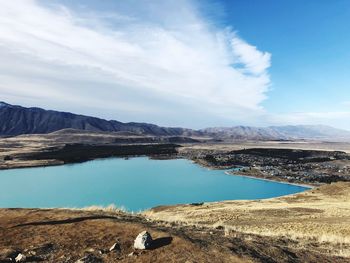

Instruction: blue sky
[221,1,350,114]
[0,0,349,129]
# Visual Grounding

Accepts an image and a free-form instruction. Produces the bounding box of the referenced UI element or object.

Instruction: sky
[0,0,349,129]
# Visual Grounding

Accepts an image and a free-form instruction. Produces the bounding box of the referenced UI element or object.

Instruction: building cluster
[197,150,350,184]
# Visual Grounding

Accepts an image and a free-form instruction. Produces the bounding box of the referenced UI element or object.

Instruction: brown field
[179,141,350,154]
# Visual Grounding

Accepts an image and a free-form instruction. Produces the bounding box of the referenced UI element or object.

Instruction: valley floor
[2,132,350,186]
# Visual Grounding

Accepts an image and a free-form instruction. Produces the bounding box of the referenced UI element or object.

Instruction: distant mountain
[269,125,350,140]
[0,102,195,137]
[201,125,350,141]
[203,126,285,141]
[1,102,350,141]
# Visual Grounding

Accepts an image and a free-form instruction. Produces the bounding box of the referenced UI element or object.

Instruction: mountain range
[1,101,350,141]
[202,125,350,141]
[0,102,193,137]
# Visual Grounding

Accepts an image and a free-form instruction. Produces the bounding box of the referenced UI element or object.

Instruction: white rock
[15,253,26,262]
[109,242,121,252]
[133,231,152,250]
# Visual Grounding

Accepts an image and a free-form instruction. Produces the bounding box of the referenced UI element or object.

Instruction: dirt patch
[0,209,245,263]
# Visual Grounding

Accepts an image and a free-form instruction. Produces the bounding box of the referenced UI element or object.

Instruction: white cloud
[0,0,272,127]
[230,33,271,76]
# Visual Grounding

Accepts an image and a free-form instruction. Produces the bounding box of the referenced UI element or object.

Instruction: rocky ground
[0,208,251,263]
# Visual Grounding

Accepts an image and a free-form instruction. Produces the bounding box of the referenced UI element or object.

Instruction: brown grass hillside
[145,182,350,259]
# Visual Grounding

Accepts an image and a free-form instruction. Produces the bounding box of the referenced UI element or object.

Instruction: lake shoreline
[1,150,316,189]
[224,171,315,189]
[0,156,308,211]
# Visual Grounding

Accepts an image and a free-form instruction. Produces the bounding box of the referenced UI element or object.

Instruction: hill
[0,102,193,137]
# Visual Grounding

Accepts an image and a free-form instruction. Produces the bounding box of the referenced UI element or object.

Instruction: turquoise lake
[0,157,308,211]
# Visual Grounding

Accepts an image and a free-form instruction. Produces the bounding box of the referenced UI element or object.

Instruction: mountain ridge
[0,102,195,137]
[201,125,350,141]
[1,102,350,141]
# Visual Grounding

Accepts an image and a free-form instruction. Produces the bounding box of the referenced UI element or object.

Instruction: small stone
[109,242,121,252]
[133,231,152,250]
[15,253,26,262]
[127,252,135,257]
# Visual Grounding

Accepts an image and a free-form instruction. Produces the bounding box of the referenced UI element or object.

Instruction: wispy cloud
[266,111,350,130]
[0,0,272,127]
[230,33,271,76]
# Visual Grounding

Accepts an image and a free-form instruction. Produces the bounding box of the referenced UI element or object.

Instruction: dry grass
[80,204,127,213]
[145,182,350,258]
[179,141,350,154]
[336,249,350,258]
[221,225,350,245]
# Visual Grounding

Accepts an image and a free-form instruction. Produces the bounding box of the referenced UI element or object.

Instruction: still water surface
[0,157,307,211]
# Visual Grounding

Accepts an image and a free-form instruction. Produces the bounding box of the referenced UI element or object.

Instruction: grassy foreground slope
[0,186,349,262]
[145,182,350,259]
